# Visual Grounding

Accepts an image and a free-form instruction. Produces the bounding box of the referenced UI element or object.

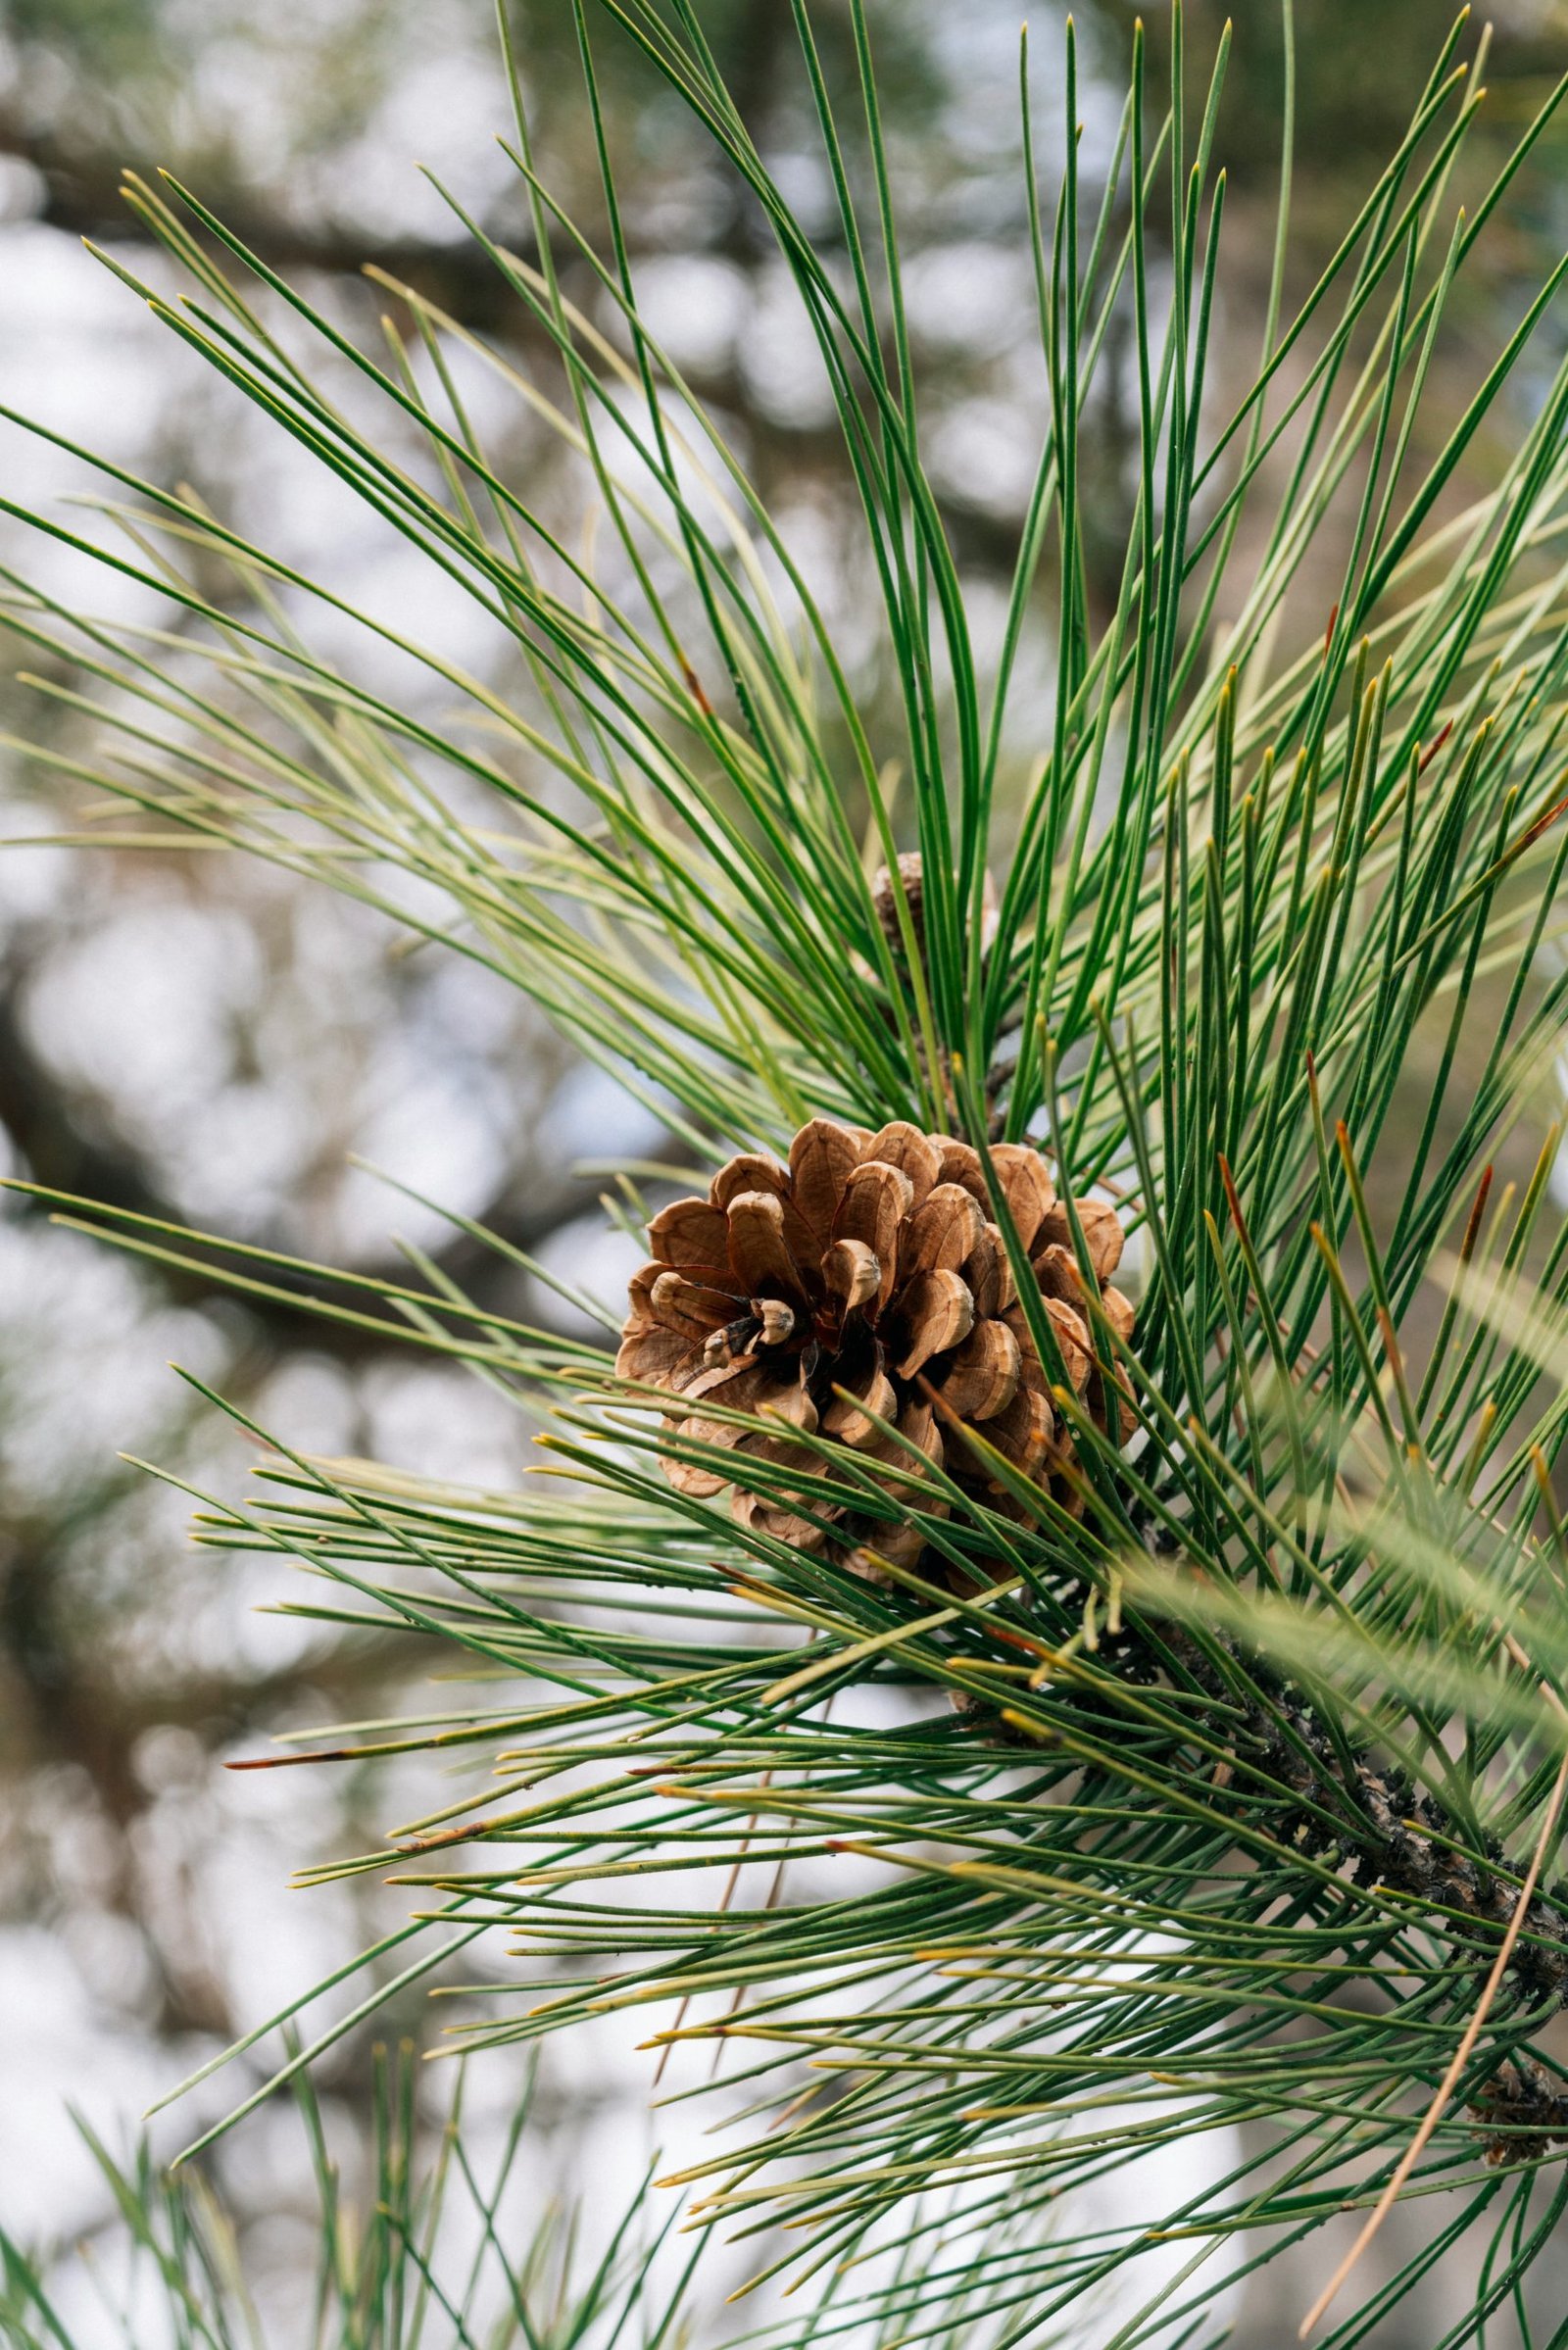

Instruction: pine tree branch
[1136,1619,1568,2004]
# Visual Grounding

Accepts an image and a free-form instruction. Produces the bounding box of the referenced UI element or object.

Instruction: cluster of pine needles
[10,2,1568,2342]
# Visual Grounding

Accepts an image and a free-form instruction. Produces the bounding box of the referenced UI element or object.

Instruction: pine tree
[9,5,1568,2340]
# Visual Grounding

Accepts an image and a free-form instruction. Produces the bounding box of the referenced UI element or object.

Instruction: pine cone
[616,1119,1134,1574]
[870,855,999,959]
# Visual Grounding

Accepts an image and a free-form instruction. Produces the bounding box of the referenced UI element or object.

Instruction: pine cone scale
[823,1237,880,1309]
[893,1267,974,1378]
[821,1359,897,1444]
[938,1319,1020,1420]
[904,1184,984,1273]
[724,1190,800,1296]
[648,1198,729,1267]
[788,1117,861,1236]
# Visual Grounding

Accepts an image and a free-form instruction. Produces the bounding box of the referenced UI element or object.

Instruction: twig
[1298,1744,1568,2338]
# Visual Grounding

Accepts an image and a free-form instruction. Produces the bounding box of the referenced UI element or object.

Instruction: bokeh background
[3,1,1568,2340]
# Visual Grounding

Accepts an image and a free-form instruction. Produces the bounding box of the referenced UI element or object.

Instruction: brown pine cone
[616,1119,1135,1575]
[870,855,999,960]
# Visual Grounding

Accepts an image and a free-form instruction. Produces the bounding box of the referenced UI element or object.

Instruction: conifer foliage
[10,3,1568,2340]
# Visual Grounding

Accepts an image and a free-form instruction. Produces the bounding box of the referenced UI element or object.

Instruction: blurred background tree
[2,2,1566,2338]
